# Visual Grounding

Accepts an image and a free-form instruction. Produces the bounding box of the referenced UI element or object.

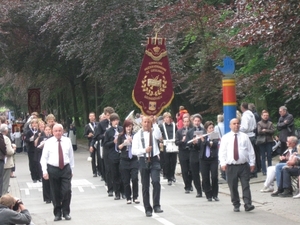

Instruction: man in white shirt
[40,124,74,221]
[132,116,163,217]
[219,118,255,213]
[240,102,259,178]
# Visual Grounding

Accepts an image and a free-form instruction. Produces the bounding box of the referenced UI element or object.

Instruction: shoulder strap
[163,123,169,140]
[88,123,94,132]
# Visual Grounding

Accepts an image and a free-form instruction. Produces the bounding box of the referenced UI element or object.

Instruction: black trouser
[164,152,177,181]
[178,151,192,191]
[28,148,40,181]
[279,141,287,155]
[139,157,161,213]
[120,159,139,200]
[103,149,113,193]
[47,164,72,217]
[249,136,259,175]
[160,150,166,177]
[91,146,101,175]
[42,177,52,202]
[226,163,252,207]
[0,160,4,196]
[189,151,202,194]
[282,167,299,190]
[200,158,219,199]
[109,159,124,197]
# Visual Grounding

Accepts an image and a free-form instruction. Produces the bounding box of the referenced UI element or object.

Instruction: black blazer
[175,127,189,151]
[185,126,205,151]
[117,133,137,161]
[91,119,110,147]
[84,122,98,145]
[103,126,123,162]
[199,136,219,160]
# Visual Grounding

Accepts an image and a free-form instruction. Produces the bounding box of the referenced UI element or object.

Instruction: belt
[227,163,247,166]
[139,155,159,159]
[47,163,69,168]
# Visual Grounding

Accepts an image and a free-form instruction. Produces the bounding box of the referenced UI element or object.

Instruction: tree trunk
[69,80,80,127]
[80,76,89,125]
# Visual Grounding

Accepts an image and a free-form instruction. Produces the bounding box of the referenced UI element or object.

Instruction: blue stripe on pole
[223,105,236,134]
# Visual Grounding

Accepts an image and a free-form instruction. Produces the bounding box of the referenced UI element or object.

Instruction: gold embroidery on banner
[145,46,167,61]
[141,75,167,97]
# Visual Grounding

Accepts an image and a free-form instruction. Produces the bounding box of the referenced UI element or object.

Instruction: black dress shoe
[185,189,190,194]
[207,198,212,202]
[271,190,282,197]
[45,200,51,204]
[172,177,176,183]
[108,191,113,197]
[213,197,220,201]
[146,211,152,217]
[278,189,293,197]
[154,207,163,213]
[38,179,42,182]
[196,193,202,198]
[93,174,97,177]
[233,206,240,212]
[168,180,172,186]
[33,180,37,183]
[54,216,62,221]
[122,194,126,199]
[64,215,71,220]
[245,204,255,212]
[190,187,193,192]
[114,196,120,200]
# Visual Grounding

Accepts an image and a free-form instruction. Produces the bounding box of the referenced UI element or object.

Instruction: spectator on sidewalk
[0,194,32,225]
[1,124,16,196]
[277,106,295,155]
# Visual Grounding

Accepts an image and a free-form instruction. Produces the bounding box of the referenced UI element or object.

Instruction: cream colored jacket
[4,135,15,169]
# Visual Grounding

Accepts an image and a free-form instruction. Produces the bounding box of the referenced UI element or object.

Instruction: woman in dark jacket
[117,120,140,204]
[199,121,219,202]
[257,110,275,175]
[35,124,53,203]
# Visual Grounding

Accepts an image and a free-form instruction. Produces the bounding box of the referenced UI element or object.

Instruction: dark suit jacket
[117,133,137,161]
[84,122,98,146]
[91,119,110,147]
[103,126,123,162]
[185,126,204,151]
[199,136,219,160]
[175,127,190,160]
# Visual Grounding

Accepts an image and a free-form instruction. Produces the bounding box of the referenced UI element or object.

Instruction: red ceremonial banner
[132,37,174,116]
[28,88,41,114]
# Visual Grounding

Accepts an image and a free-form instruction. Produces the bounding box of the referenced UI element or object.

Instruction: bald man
[219,118,255,213]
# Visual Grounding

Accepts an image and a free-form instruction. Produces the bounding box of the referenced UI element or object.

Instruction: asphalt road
[9,142,300,225]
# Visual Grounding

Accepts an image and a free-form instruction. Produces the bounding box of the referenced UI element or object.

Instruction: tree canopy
[0,0,299,125]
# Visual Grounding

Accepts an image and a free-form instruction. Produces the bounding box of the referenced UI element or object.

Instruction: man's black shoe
[114,196,120,200]
[64,215,71,220]
[93,174,97,177]
[207,198,212,202]
[154,207,163,213]
[54,216,62,221]
[245,204,255,212]
[196,193,202,198]
[146,211,152,217]
[249,174,257,179]
[233,206,240,212]
[213,197,219,201]
[271,190,282,197]
[185,189,190,194]
[278,189,293,198]
[108,191,113,197]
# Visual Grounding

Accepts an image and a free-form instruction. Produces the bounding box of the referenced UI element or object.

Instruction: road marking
[135,205,175,225]
[78,186,84,192]
[20,188,30,195]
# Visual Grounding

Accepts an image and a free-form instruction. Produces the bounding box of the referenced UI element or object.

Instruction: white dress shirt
[40,136,75,174]
[132,123,162,157]
[219,131,255,166]
[240,110,256,137]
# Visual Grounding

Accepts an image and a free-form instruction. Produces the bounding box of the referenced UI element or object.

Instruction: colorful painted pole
[222,78,237,133]
[216,56,236,133]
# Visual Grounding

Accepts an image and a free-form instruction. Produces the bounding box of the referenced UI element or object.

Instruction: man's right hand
[146,146,152,153]
[43,173,49,180]
[89,146,94,153]
[221,165,227,171]
[88,132,94,138]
